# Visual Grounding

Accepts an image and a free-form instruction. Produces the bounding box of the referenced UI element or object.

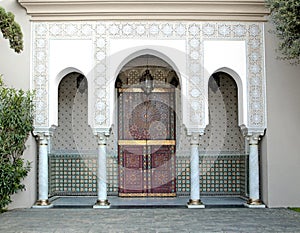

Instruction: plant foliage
[0,6,23,53]
[266,0,300,65]
[0,75,34,210]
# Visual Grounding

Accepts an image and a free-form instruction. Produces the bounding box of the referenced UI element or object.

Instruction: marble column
[94,133,110,208]
[187,133,205,208]
[245,134,265,208]
[32,133,53,208]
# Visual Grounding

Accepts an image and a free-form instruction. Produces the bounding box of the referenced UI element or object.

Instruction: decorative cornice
[93,128,111,137]
[33,125,56,137]
[18,0,269,21]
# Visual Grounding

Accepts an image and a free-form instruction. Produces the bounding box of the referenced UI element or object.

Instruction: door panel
[118,88,176,197]
[150,145,176,194]
[119,146,145,194]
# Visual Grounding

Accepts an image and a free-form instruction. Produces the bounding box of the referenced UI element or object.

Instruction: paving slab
[0,208,300,233]
[50,196,246,208]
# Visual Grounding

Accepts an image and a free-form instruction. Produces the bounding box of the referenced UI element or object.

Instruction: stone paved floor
[50,196,246,207]
[0,208,300,233]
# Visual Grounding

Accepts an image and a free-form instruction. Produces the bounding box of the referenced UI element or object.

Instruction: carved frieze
[31,21,266,133]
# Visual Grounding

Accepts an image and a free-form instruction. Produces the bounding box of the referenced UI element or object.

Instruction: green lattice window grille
[107,155,119,195]
[49,153,97,196]
[176,156,190,196]
[200,154,248,196]
[49,153,248,197]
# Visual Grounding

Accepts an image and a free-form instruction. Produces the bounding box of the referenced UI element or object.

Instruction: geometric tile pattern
[107,156,119,195]
[200,73,245,152]
[200,155,247,196]
[51,72,97,151]
[176,157,191,195]
[49,153,97,196]
[49,153,247,196]
[49,70,247,196]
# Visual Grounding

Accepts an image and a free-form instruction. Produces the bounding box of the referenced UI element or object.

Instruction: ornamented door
[118,88,176,197]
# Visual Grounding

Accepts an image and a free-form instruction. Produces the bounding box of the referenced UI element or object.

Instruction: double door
[118,88,176,196]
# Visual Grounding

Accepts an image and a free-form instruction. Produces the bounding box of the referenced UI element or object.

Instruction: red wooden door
[118,88,176,197]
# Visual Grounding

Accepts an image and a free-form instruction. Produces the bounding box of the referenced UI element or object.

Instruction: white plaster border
[31,21,267,135]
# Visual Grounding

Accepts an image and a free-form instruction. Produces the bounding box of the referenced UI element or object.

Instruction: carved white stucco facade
[32,21,266,136]
[16,0,269,208]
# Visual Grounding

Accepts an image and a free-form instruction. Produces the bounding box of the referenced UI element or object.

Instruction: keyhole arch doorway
[116,54,181,197]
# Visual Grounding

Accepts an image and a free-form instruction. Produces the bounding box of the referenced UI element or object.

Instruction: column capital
[96,132,109,145]
[247,133,264,145]
[93,128,111,145]
[33,126,56,141]
[190,133,201,145]
[35,133,50,142]
[186,127,205,137]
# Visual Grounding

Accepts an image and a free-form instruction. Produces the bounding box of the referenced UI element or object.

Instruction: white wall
[0,1,37,209]
[0,0,31,89]
[48,39,94,127]
[262,21,300,207]
[203,40,247,126]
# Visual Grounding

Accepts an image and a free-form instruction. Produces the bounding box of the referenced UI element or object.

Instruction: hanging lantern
[140,68,154,94]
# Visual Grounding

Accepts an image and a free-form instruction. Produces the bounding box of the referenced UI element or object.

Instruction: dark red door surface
[118,88,176,197]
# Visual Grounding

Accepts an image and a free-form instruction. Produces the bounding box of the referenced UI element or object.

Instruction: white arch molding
[49,67,94,128]
[205,67,246,128]
[106,43,189,131]
[48,38,94,128]
[30,22,267,137]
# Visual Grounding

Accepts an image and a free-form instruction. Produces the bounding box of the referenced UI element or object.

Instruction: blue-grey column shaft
[97,134,107,201]
[189,133,202,204]
[187,133,204,208]
[32,133,52,207]
[94,133,110,208]
[248,134,262,204]
[38,136,49,201]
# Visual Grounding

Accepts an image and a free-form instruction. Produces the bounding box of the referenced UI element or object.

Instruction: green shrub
[266,0,300,65]
[0,6,23,53]
[0,76,34,210]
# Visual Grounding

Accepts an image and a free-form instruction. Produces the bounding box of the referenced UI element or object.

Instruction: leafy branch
[0,6,23,53]
[266,0,300,65]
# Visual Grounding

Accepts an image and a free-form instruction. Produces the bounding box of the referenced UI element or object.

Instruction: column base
[187,199,205,208]
[32,200,53,208]
[93,199,111,209]
[244,199,266,208]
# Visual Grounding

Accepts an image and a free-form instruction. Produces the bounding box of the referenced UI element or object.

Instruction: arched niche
[49,67,93,128]
[51,72,96,152]
[204,67,246,128]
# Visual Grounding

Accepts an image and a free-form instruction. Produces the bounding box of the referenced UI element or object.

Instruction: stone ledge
[18,0,269,21]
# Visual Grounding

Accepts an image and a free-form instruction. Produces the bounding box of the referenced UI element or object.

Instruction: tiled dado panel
[49,154,247,196]
[49,153,97,195]
[176,155,247,196]
[49,154,118,196]
[201,155,247,195]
